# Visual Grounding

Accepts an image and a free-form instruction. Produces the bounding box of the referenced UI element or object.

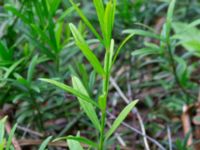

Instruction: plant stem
[166,43,195,103]
[99,48,111,150]
[29,91,44,131]
[99,110,106,150]
[56,54,60,73]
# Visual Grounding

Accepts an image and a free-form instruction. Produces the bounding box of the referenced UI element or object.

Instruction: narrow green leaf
[55,136,97,148]
[166,0,176,42]
[68,138,84,150]
[30,24,54,49]
[4,58,24,79]
[112,33,134,65]
[27,55,38,82]
[0,117,7,144]
[93,0,105,34]
[39,78,99,108]
[108,39,114,70]
[123,29,163,41]
[132,48,162,58]
[69,23,105,77]
[39,136,53,150]
[58,6,76,22]
[69,0,103,43]
[0,58,24,88]
[104,39,114,73]
[32,1,46,25]
[55,22,63,51]
[4,4,29,23]
[49,0,62,16]
[0,139,5,150]
[6,123,17,150]
[0,42,10,60]
[105,100,138,140]
[103,1,113,48]
[72,76,101,131]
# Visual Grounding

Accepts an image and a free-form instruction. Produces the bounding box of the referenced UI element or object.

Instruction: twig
[107,112,166,150]
[5,120,21,150]
[18,139,132,150]
[167,126,172,150]
[110,77,150,150]
[17,125,44,138]
[181,105,193,146]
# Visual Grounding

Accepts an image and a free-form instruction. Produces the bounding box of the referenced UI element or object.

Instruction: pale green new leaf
[55,136,97,148]
[172,22,200,56]
[72,76,101,131]
[93,0,104,32]
[0,58,24,88]
[39,78,99,108]
[105,100,138,140]
[123,29,163,41]
[69,23,105,77]
[6,123,17,150]
[4,4,29,23]
[108,39,114,70]
[103,1,113,48]
[0,117,7,144]
[39,136,52,150]
[68,139,84,150]
[112,33,135,65]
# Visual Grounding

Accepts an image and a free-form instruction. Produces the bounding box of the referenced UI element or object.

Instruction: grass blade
[0,117,7,144]
[68,138,84,150]
[123,29,163,41]
[55,136,98,148]
[27,55,38,82]
[112,33,134,65]
[6,123,17,150]
[166,0,176,42]
[39,136,53,150]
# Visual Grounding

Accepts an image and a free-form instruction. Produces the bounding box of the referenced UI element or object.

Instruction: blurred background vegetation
[0,0,200,149]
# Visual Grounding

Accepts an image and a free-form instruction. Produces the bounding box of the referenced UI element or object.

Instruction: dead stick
[5,121,22,150]
[182,105,193,146]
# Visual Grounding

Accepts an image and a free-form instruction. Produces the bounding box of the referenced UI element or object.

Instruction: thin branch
[107,112,166,150]
[17,125,44,138]
[167,126,172,150]
[5,121,21,150]
[18,139,132,150]
[110,77,150,150]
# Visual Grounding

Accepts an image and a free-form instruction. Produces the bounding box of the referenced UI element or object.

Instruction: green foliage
[41,0,138,149]
[105,100,138,140]
[0,0,199,149]
[0,117,16,150]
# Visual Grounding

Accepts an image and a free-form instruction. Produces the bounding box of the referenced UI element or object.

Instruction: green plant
[0,116,17,150]
[124,0,198,105]
[0,0,77,131]
[40,0,138,149]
